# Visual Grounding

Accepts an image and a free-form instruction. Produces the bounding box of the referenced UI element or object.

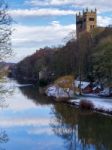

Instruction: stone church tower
[76,8,97,38]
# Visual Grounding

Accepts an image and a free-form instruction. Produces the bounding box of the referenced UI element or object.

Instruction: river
[0,78,112,150]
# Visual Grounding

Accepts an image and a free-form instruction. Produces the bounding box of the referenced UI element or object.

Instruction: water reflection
[19,86,54,105]
[0,79,112,150]
[19,84,112,150]
[51,104,112,150]
[0,79,65,150]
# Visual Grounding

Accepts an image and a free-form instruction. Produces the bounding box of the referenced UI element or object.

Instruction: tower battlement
[76,8,97,38]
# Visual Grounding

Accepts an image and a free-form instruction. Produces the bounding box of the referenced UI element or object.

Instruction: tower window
[76,20,82,24]
[89,18,94,21]
[90,25,93,29]
[90,25,95,29]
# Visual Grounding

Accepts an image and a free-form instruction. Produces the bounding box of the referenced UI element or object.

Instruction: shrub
[54,75,74,97]
[79,99,94,110]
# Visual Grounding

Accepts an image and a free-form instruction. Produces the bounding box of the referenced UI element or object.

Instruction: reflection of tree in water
[78,113,112,150]
[0,81,10,150]
[51,104,79,150]
[0,130,9,150]
[0,78,13,108]
[0,131,8,143]
[0,79,12,150]
[19,86,54,106]
[51,103,112,150]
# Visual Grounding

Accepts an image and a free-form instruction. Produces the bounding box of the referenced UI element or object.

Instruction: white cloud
[10,22,75,62]
[12,22,75,45]
[25,0,75,6]
[9,8,76,17]
[8,15,112,62]
[97,16,112,27]
[25,0,112,12]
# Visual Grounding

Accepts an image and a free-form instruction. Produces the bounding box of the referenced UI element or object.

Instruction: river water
[0,78,112,150]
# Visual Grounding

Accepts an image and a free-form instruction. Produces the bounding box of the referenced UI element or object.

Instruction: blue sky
[6,0,112,62]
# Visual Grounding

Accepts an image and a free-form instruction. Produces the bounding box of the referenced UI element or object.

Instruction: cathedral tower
[76,8,97,38]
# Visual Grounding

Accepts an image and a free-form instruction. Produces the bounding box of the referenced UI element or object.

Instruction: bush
[54,75,74,89]
[79,99,94,110]
[54,75,74,98]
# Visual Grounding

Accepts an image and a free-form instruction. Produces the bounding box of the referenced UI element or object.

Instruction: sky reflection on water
[0,80,65,150]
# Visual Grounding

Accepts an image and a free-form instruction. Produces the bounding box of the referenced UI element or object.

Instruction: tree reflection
[0,130,9,150]
[19,86,54,106]
[0,131,8,143]
[0,78,12,150]
[0,80,10,150]
[51,104,79,150]
[0,78,13,108]
[51,103,112,150]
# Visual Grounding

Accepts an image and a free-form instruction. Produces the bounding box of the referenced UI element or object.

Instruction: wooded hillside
[15,27,112,86]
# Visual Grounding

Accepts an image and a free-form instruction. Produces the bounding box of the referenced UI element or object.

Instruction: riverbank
[69,97,112,115]
[45,85,112,115]
[7,76,112,116]
[47,95,112,115]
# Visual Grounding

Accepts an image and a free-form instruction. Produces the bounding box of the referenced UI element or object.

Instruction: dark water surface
[0,79,112,150]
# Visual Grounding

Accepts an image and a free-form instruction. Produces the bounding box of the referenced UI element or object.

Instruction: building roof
[74,80,90,89]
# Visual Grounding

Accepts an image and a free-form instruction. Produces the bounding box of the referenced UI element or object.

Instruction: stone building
[76,8,97,38]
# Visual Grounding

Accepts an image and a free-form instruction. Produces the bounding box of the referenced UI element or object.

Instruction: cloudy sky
[6,0,112,62]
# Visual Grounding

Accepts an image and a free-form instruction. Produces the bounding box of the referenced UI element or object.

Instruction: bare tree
[63,30,76,43]
[0,1,13,107]
[0,2,11,149]
[0,0,12,60]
